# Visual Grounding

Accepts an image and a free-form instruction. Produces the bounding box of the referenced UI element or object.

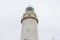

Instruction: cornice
[21,17,38,23]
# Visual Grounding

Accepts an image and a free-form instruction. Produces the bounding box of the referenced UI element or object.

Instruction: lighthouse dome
[26,7,34,12]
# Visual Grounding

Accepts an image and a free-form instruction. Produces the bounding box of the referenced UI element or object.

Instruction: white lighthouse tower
[21,6,38,40]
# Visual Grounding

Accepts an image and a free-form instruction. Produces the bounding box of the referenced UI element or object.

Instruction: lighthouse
[21,6,39,40]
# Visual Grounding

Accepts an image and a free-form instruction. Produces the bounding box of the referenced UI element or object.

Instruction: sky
[0,0,60,40]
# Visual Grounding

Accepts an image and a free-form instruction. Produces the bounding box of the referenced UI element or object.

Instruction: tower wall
[21,18,38,40]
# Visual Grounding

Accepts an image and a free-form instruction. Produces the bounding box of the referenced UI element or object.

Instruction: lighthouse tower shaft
[21,7,38,40]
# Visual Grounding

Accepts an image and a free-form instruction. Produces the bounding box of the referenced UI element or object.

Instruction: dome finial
[29,5,31,7]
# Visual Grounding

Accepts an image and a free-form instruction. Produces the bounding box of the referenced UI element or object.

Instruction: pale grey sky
[0,0,60,40]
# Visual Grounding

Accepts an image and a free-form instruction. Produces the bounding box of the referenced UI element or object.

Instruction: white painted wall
[21,18,38,40]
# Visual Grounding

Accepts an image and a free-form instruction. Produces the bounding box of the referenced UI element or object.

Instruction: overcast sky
[0,0,60,40]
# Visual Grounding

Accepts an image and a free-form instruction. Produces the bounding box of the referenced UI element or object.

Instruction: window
[24,39,27,40]
[28,15,31,16]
